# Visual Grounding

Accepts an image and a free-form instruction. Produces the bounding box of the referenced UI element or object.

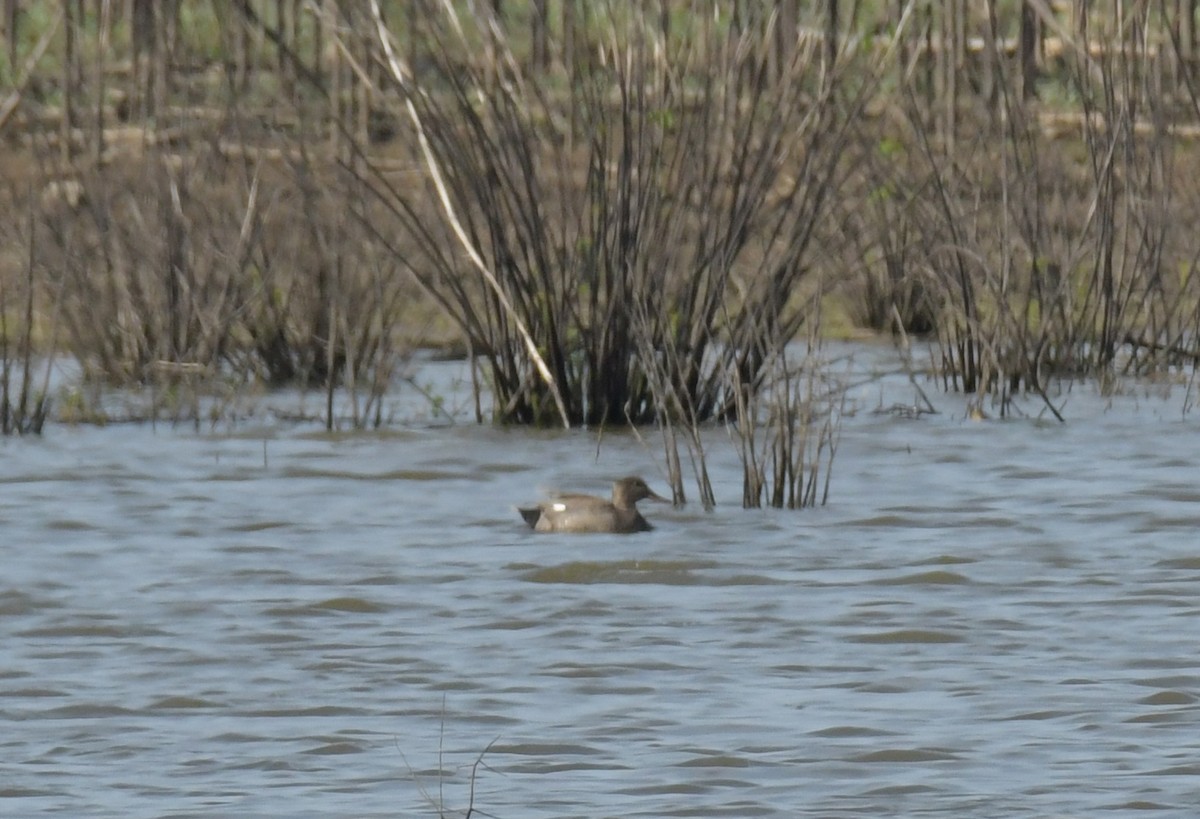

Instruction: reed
[7,0,1200,440]
[724,293,845,509]
[28,142,413,428]
[352,1,876,434]
[857,2,1200,416]
[0,198,53,435]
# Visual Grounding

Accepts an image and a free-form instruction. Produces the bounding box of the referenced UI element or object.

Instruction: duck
[518,476,668,534]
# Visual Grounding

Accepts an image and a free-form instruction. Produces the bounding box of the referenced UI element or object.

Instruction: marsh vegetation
[3,1,1200,504]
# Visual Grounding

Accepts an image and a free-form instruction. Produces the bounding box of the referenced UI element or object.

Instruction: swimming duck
[518,476,668,533]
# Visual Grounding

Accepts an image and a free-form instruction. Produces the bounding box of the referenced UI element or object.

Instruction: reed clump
[343,1,877,503]
[831,3,1200,417]
[7,2,1200,501]
[22,145,416,428]
[730,335,845,510]
[351,1,872,436]
[0,203,52,436]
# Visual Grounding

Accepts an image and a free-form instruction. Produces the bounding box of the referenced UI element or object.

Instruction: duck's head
[613,476,668,507]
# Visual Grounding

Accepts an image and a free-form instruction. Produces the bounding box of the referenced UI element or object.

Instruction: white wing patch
[551,502,568,512]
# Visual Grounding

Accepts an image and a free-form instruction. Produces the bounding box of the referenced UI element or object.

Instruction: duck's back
[523,494,651,534]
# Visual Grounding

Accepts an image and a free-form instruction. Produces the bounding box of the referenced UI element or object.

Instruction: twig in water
[891,304,937,415]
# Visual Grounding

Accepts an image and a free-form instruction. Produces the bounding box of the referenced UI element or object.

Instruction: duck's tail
[517,506,542,528]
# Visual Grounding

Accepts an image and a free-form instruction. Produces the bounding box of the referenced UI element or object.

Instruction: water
[3,345,1200,817]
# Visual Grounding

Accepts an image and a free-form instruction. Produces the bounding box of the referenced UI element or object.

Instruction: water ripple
[6,360,1200,817]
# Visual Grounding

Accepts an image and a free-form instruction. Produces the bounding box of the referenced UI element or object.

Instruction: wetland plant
[13,2,1200,506]
[346,0,886,505]
[729,335,844,510]
[0,201,53,435]
[29,139,413,429]
[354,1,875,431]
[854,3,1200,416]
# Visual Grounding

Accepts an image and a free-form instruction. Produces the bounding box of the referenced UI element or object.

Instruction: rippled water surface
[4,346,1200,817]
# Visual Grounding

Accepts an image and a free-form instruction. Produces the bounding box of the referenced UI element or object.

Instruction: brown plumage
[518,476,668,534]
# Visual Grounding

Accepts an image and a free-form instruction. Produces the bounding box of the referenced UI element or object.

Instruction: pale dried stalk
[368,0,570,428]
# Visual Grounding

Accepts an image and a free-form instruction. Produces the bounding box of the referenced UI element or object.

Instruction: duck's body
[518,476,667,534]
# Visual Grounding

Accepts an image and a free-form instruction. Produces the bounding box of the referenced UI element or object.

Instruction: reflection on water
[3,345,1200,817]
